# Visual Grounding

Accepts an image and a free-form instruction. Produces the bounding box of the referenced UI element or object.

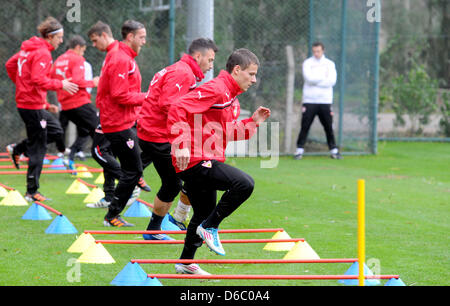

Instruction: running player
[5,16,78,201]
[95,20,147,227]
[137,38,218,243]
[51,34,100,173]
[167,48,270,270]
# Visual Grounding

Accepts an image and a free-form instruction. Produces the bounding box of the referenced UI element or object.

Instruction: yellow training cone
[0,190,28,206]
[66,180,91,195]
[263,231,295,251]
[83,188,105,203]
[76,167,93,178]
[94,173,105,184]
[0,186,9,197]
[77,242,115,264]
[67,233,96,253]
[283,241,320,260]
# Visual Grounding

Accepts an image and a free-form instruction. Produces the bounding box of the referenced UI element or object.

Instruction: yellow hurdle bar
[357,179,366,286]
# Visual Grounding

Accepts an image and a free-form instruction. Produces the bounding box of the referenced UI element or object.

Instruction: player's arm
[5,52,20,83]
[70,57,95,89]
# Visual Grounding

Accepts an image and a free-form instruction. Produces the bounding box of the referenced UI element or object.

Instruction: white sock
[173,200,191,222]
[295,148,304,155]
[330,148,338,154]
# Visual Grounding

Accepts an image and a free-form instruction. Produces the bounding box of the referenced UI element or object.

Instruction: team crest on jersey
[201,160,212,168]
[126,138,134,149]
[40,120,47,129]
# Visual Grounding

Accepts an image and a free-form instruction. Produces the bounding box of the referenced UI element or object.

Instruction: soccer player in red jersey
[5,16,78,202]
[95,20,147,227]
[51,35,100,171]
[137,38,218,245]
[167,49,270,264]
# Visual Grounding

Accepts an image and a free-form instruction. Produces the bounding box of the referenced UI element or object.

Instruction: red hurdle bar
[95,238,305,245]
[0,182,15,191]
[136,198,154,209]
[84,228,285,235]
[0,163,89,169]
[76,178,98,189]
[132,258,358,264]
[35,201,62,216]
[0,168,103,175]
[146,274,400,280]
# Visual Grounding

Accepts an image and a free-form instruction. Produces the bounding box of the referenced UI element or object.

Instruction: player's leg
[18,109,50,201]
[139,140,182,239]
[103,128,142,227]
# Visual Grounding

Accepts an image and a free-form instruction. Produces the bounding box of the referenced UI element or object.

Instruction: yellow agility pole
[357,179,366,286]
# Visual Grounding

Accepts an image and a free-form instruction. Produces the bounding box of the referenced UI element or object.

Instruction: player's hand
[62,78,79,95]
[92,76,100,87]
[47,104,59,114]
[252,106,271,125]
[175,148,190,171]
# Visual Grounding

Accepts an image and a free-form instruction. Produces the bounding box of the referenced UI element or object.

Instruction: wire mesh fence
[1,0,443,158]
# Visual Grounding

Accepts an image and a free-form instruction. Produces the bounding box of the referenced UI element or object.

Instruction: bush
[389,64,439,135]
[439,91,450,137]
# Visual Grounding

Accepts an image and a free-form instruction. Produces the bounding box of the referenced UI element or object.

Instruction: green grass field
[0,142,448,286]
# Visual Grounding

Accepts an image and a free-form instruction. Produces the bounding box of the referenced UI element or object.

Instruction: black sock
[147,213,164,230]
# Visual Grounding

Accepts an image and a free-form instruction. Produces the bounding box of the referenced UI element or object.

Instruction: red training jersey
[96,41,146,133]
[5,36,62,110]
[137,54,204,143]
[51,49,95,111]
[167,70,258,173]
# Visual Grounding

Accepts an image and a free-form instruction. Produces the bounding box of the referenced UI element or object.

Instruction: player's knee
[239,174,255,196]
[157,179,182,203]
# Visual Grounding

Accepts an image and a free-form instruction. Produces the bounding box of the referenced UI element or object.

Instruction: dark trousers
[178,160,255,259]
[296,103,337,150]
[104,128,143,218]
[60,103,99,160]
[16,108,65,194]
[91,131,122,202]
[139,140,182,203]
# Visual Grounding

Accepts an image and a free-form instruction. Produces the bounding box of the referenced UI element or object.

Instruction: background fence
[0,0,447,158]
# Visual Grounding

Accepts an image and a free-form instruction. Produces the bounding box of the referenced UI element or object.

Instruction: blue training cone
[141,276,163,286]
[22,203,52,220]
[385,278,406,286]
[161,214,182,231]
[124,201,152,217]
[338,262,381,286]
[50,158,66,170]
[45,215,78,234]
[111,262,148,286]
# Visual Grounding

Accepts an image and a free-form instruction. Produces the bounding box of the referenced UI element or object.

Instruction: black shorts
[139,139,182,203]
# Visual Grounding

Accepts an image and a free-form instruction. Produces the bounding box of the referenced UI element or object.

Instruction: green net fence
[0,0,384,157]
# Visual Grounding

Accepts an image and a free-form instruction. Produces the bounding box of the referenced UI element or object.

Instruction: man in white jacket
[295,42,342,160]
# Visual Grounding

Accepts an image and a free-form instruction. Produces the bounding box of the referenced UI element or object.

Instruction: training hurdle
[84,228,285,235]
[144,274,400,280]
[95,238,305,245]
[108,179,405,286]
[0,168,103,175]
[132,258,358,264]
[0,163,90,169]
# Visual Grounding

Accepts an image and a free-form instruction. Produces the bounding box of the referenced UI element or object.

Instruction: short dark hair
[226,48,260,73]
[188,38,218,55]
[88,21,113,38]
[68,35,86,49]
[37,16,63,38]
[312,42,325,50]
[121,20,145,39]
